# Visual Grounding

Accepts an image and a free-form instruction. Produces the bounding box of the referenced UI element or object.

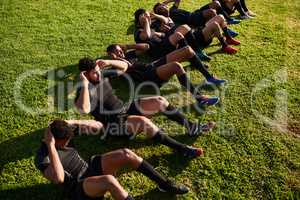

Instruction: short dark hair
[153,3,163,14]
[134,8,146,26]
[50,120,74,140]
[106,44,118,53]
[78,57,96,72]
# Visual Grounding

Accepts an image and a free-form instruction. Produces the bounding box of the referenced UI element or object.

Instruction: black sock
[177,73,200,97]
[219,37,228,48]
[178,38,188,48]
[235,1,247,16]
[125,195,135,200]
[189,55,213,79]
[222,27,230,37]
[137,160,167,186]
[216,4,232,20]
[152,130,188,152]
[185,31,200,51]
[163,104,193,128]
[240,0,248,12]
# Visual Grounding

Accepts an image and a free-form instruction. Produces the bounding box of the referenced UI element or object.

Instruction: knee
[217,14,226,22]
[181,24,191,31]
[91,121,103,132]
[172,62,185,74]
[184,46,195,57]
[155,96,169,109]
[135,115,152,126]
[174,32,185,40]
[206,9,217,18]
[211,1,221,9]
[121,148,138,161]
[102,175,119,188]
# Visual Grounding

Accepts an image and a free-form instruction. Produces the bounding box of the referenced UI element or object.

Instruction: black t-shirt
[35,142,88,191]
[134,29,164,50]
[169,4,192,24]
[75,79,125,123]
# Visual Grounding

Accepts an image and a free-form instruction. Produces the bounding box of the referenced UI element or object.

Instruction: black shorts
[194,29,212,48]
[103,100,143,137]
[73,156,104,200]
[189,11,206,28]
[148,38,176,59]
[144,57,168,87]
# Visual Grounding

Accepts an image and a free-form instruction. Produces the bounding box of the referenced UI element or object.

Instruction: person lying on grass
[152,1,241,54]
[133,8,211,61]
[106,43,226,107]
[155,0,242,25]
[213,0,256,20]
[35,119,190,200]
[75,57,215,145]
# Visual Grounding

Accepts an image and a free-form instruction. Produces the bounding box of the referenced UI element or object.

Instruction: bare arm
[120,43,150,52]
[43,129,64,184]
[75,72,90,114]
[97,59,129,72]
[162,0,181,7]
[66,120,103,136]
[139,17,152,41]
[151,13,169,24]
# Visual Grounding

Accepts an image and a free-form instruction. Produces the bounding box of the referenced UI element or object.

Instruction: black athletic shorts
[144,57,168,87]
[194,29,212,48]
[189,10,206,28]
[148,38,176,59]
[72,156,104,200]
[103,100,143,137]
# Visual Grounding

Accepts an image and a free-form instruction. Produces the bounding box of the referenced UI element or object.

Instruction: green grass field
[0,0,299,199]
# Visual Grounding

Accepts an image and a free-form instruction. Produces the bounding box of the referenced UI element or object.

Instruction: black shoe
[183,146,204,158]
[158,180,189,194]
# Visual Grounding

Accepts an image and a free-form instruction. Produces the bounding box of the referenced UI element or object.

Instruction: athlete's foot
[227,18,241,24]
[187,121,216,137]
[206,77,227,85]
[222,45,238,54]
[196,50,211,62]
[226,37,241,46]
[158,180,189,194]
[183,146,204,158]
[197,95,220,106]
[227,28,239,38]
[240,14,253,20]
[246,10,256,17]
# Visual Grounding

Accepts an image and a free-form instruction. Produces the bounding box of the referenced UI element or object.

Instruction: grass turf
[0,0,300,199]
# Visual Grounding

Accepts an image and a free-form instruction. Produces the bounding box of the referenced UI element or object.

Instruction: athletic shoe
[196,50,211,62]
[246,10,256,17]
[206,77,227,85]
[183,146,204,158]
[240,14,253,20]
[222,45,238,54]
[158,180,189,194]
[226,37,241,46]
[227,18,241,24]
[227,28,239,38]
[187,122,216,137]
[197,96,220,107]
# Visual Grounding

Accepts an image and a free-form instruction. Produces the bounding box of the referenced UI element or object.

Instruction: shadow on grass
[0,129,44,171]
[0,184,64,200]
[134,188,178,200]
[0,125,200,199]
